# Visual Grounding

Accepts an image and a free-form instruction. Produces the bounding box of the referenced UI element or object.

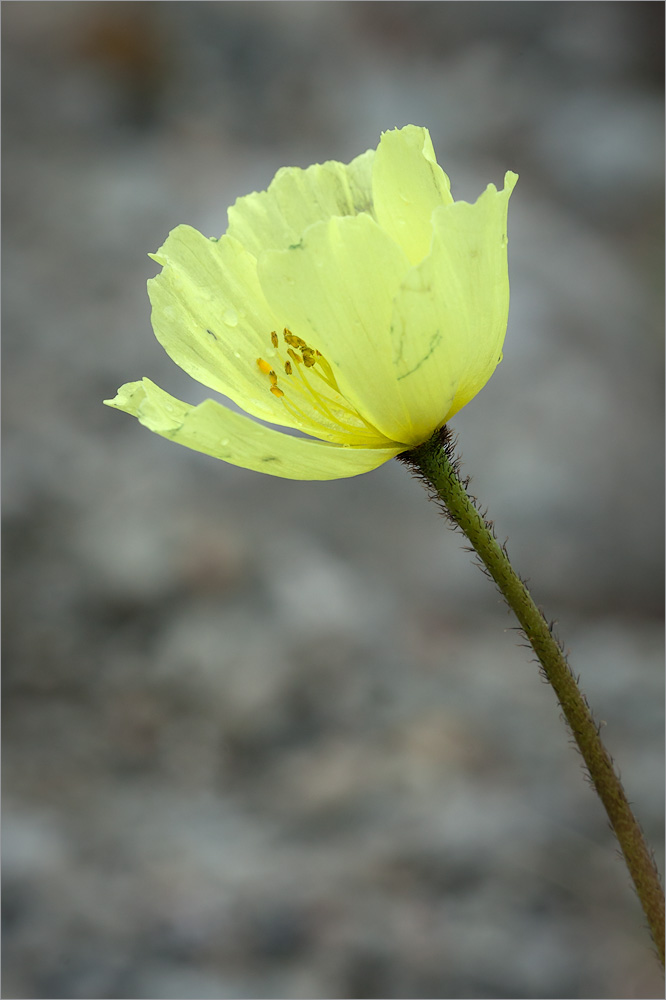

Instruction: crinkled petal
[372,126,453,266]
[258,212,414,443]
[226,149,375,258]
[389,171,518,441]
[104,380,402,481]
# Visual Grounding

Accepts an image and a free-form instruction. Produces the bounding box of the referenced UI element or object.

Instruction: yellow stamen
[311,355,337,389]
[290,358,358,425]
[280,394,379,444]
[256,329,376,439]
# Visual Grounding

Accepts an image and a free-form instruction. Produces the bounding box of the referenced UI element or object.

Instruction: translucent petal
[148,225,284,419]
[108,129,519,480]
[389,172,518,441]
[226,149,375,258]
[148,225,375,442]
[104,380,401,481]
[258,213,414,443]
[372,126,453,266]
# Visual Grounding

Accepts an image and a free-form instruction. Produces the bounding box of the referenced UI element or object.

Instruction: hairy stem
[401,427,664,965]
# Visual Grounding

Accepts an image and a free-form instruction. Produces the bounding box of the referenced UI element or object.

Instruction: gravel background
[3,3,664,999]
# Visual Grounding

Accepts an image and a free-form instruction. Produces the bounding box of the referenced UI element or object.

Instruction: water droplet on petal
[223,308,238,327]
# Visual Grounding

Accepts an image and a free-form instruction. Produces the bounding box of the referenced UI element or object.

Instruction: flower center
[257,328,336,396]
[256,328,380,444]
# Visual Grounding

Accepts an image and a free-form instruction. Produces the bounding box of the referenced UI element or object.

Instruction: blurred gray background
[2,3,664,998]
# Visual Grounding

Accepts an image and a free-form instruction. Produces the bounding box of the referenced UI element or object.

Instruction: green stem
[401,427,664,965]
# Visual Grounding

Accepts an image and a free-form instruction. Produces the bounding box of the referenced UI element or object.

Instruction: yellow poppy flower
[105,125,517,480]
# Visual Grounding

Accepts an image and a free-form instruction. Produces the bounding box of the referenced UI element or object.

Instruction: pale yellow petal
[148,225,368,441]
[258,213,414,443]
[226,148,375,258]
[148,226,283,418]
[389,172,518,441]
[372,126,453,266]
[104,380,402,481]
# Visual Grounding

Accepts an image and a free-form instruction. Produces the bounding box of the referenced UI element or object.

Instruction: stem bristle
[398,426,665,964]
